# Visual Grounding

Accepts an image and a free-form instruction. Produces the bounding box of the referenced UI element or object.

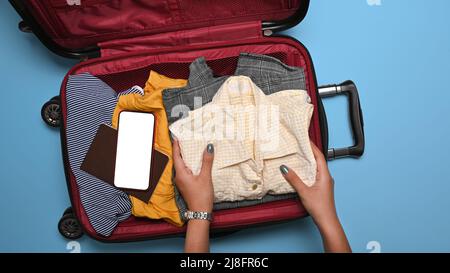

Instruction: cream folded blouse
[170,76,316,202]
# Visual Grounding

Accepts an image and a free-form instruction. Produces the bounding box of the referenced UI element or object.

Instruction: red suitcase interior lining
[25,0,302,50]
[60,36,320,241]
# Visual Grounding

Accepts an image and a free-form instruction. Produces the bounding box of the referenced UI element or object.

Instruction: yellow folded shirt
[112,71,187,227]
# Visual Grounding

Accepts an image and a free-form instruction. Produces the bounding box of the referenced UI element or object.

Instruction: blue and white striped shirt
[66,73,143,236]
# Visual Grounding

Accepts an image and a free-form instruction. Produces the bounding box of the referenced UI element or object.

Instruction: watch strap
[184,210,213,221]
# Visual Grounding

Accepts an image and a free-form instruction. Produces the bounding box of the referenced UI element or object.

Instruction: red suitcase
[9,0,364,242]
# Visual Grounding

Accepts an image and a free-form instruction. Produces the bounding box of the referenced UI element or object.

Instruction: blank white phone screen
[114,111,155,190]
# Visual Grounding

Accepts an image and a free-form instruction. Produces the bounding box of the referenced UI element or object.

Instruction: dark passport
[81,124,168,203]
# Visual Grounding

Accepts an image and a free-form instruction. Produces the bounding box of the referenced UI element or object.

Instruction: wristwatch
[183,210,213,222]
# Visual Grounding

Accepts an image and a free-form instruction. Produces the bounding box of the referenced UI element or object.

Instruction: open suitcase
[10,0,365,242]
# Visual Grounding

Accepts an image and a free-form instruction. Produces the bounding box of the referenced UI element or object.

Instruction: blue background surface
[1,0,449,253]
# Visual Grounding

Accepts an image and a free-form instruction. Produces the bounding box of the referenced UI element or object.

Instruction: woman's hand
[280,141,336,226]
[172,139,214,253]
[172,139,215,212]
[280,141,351,253]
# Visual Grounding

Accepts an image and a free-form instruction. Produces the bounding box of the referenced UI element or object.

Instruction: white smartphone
[114,111,155,191]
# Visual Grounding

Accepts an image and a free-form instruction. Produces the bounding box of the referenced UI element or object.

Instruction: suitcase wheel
[63,207,73,216]
[58,212,83,240]
[41,96,61,127]
[18,21,33,33]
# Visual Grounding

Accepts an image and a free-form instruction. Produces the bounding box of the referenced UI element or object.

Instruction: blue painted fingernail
[207,144,214,154]
[280,165,289,175]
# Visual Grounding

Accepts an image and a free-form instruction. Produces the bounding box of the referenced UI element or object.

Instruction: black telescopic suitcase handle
[318,81,365,160]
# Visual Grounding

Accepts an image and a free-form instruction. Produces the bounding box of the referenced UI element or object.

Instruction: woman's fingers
[172,138,189,177]
[199,144,214,179]
[280,165,307,196]
[310,141,327,173]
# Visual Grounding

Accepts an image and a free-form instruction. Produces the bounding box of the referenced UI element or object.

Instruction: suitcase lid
[10,0,310,59]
